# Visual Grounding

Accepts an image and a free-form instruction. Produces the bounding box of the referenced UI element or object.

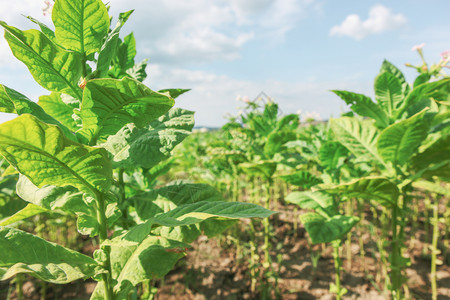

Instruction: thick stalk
[95,192,114,300]
[430,196,439,300]
[249,219,257,293]
[346,199,353,269]
[263,181,272,267]
[390,203,401,300]
[332,241,343,300]
[117,168,129,229]
[15,274,23,300]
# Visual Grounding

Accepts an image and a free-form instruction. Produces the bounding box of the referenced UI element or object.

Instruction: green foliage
[0,226,98,283]
[0,1,273,298]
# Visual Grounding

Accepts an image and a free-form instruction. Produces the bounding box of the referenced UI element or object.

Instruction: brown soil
[1,203,449,300]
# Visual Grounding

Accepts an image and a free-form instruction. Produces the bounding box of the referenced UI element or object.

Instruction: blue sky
[0,0,449,127]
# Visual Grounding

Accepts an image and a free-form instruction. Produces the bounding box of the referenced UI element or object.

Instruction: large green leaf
[91,236,187,299]
[300,213,359,244]
[52,0,109,56]
[97,10,134,77]
[279,171,323,189]
[398,79,450,118]
[105,108,194,169]
[330,117,383,165]
[127,196,274,243]
[410,134,450,180]
[126,59,148,82]
[285,191,336,217]
[0,204,48,226]
[413,180,450,197]
[116,33,136,70]
[25,16,55,42]
[38,93,78,131]
[380,60,410,96]
[239,161,277,179]
[319,141,348,171]
[0,226,97,283]
[16,175,88,214]
[377,109,429,166]
[0,22,83,99]
[78,77,174,144]
[332,90,389,128]
[0,114,112,195]
[132,183,243,243]
[375,72,403,118]
[0,85,75,139]
[264,130,297,158]
[322,177,399,207]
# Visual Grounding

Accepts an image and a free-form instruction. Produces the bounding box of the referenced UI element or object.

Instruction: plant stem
[431,195,439,300]
[391,203,401,300]
[332,241,343,300]
[263,181,272,267]
[95,192,114,300]
[40,281,47,300]
[15,274,23,300]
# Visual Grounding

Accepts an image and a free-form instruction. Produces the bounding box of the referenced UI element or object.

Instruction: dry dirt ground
[1,204,449,300]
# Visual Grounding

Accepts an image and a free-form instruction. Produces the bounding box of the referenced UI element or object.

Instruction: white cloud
[108,0,321,65]
[145,65,367,127]
[330,5,407,40]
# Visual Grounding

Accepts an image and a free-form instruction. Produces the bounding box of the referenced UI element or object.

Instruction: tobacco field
[0,1,449,299]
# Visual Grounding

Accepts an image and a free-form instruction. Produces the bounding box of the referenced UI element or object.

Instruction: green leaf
[375,72,403,118]
[151,200,274,227]
[319,141,348,171]
[91,236,187,299]
[410,134,450,180]
[117,33,136,70]
[97,10,134,77]
[0,203,48,226]
[105,108,194,169]
[286,191,336,217]
[322,177,399,207]
[78,77,174,144]
[125,199,274,245]
[398,79,450,118]
[0,85,76,140]
[126,59,148,82]
[16,175,89,214]
[38,93,78,131]
[239,161,277,179]
[52,0,109,55]
[0,226,97,283]
[332,90,389,128]
[132,183,246,243]
[158,88,191,99]
[264,130,297,158]
[330,117,383,165]
[279,171,323,189]
[276,114,299,131]
[380,60,410,96]
[0,21,83,99]
[412,180,450,197]
[377,109,429,166]
[300,213,359,244]
[0,114,112,195]
[25,16,55,41]
[413,73,431,88]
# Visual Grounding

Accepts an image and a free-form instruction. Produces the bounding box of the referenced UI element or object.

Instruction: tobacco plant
[328,60,449,299]
[0,1,274,299]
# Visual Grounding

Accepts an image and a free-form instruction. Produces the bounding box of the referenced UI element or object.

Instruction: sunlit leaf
[52,0,109,55]
[0,226,97,283]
